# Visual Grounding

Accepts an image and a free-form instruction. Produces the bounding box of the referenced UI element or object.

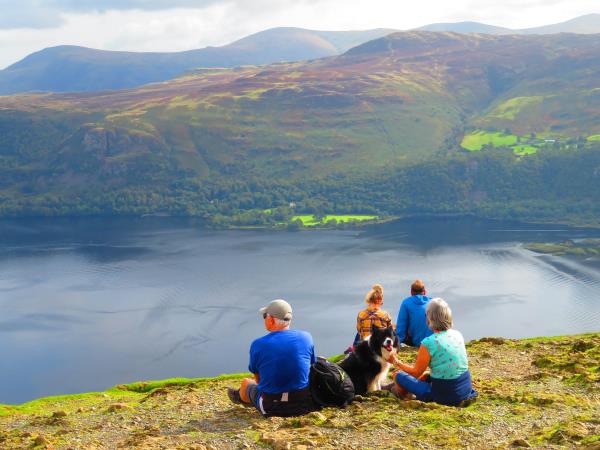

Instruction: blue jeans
[394,371,433,402]
[395,370,477,406]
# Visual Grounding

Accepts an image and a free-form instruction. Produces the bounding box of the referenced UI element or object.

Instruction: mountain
[418,21,511,34]
[519,13,600,34]
[0,27,396,95]
[0,31,598,224]
[417,13,600,35]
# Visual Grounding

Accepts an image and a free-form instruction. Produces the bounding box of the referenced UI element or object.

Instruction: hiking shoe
[227,387,243,404]
[380,382,394,392]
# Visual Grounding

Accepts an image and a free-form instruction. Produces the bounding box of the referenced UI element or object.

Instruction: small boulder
[510,438,531,448]
[273,441,291,450]
[106,403,131,413]
[572,340,594,352]
[33,434,49,446]
[51,411,67,419]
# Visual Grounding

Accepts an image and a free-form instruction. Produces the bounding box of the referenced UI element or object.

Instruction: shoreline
[1,212,599,231]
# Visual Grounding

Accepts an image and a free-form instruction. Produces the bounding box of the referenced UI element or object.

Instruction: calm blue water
[0,216,599,404]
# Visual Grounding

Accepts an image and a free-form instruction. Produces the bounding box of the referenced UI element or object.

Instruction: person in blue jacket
[396,279,433,347]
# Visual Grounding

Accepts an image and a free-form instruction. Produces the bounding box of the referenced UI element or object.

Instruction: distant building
[289,202,296,208]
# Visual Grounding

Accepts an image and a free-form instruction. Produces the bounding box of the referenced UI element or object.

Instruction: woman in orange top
[356,284,393,340]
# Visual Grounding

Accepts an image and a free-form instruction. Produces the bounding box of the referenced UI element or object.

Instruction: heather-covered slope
[0,32,598,223]
[0,333,598,449]
[0,27,396,94]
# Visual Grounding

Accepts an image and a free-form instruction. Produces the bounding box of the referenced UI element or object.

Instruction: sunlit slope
[0,32,598,193]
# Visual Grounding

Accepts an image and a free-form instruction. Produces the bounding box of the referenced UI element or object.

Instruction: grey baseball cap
[259,299,292,321]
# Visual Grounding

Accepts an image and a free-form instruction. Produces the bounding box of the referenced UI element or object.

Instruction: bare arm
[388,345,431,379]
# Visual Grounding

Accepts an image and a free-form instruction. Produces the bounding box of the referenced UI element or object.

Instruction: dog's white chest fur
[365,337,393,392]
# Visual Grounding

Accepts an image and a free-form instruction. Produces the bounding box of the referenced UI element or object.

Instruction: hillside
[0,27,396,94]
[0,333,598,449]
[0,31,599,224]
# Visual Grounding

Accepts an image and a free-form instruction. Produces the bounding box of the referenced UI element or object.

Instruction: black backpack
[309,357,355,407]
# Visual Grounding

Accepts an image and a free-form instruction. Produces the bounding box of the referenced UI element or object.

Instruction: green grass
[461,130,518,151]
[117,373,250,393]
[291,214,378,226]
[588,135,600,142]
[0,373,251,417]
[513,145,538,155]
[0,390,138,417]
[488,96,546,120]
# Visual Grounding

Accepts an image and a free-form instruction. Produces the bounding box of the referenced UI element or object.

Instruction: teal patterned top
[421,329,469,380]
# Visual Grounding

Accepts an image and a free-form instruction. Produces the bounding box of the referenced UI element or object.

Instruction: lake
[1,216,599,404]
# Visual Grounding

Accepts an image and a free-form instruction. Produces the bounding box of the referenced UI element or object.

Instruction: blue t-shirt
[248,329,316,401]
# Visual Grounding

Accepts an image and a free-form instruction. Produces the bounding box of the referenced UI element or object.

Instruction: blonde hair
[365,284,384,305]
[426,298,453,331]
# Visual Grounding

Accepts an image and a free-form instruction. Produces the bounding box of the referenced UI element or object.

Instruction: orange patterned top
[356,306,393,339]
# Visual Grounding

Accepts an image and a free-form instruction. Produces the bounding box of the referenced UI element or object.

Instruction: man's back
[396,294,433,347]
[249,329,315,395]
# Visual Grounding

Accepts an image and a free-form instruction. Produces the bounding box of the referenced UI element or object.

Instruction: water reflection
[0,216,599,404]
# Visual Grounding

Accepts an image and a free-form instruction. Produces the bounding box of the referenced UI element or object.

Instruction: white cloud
[0,0,597,68]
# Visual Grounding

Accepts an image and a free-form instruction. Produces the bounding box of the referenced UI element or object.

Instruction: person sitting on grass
[386,298,478,406]
[396,279,432,347]
[351,284,393,348]
[227,299,318,417]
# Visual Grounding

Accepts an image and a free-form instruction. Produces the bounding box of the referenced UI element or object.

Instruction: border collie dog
[339,326,398,395]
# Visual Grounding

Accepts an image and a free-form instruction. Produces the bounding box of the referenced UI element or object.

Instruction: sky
[0,0,598,69]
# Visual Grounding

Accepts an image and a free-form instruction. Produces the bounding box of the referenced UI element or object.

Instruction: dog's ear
[371,324,380,336]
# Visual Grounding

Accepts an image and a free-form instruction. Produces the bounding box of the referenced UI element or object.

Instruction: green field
[588,135,600,142]
[291,214,378,226]
[461,130,518,151]
[513,144,538,155]
[461,130,547,155]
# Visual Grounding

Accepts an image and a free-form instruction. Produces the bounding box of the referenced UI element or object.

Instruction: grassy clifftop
[1,333,598,449]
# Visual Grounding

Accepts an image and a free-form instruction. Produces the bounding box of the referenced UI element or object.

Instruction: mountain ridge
[418,13,600,34]
[1,14,599,95]
[0,27,396,95]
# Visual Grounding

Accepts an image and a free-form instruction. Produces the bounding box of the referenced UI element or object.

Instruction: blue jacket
[396,295,433,347]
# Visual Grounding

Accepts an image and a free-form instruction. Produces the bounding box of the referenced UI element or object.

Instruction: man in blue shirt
[396,280,433,347]
[227,299,317,417]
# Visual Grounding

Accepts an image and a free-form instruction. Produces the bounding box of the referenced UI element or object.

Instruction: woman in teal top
[387,298,477,406]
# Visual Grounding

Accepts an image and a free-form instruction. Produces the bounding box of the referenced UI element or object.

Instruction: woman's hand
[386,353,400,366]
